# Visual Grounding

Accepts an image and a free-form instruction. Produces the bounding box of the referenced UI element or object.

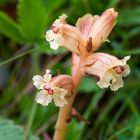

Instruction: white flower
[32,69,68,107]
[83,53,130,91]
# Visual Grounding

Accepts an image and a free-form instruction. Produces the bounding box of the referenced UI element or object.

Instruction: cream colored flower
[32,69,68,107]
[83,53,130,91]
[45,9,118,57]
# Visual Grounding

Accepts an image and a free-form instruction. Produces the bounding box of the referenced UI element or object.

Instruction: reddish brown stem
[53,89,77,140]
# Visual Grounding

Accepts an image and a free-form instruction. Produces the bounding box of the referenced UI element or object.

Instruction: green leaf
[78,76,100,93]
[0,119,24,140]
[0,119,40,140]
[66,119,82,140]
[18,0,46,42]
[0,12,25,43]
[29,135,40,140]
[118,7,140,26]
[42,0,65,13]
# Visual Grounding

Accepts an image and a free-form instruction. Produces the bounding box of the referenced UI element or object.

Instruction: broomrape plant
[32,8,130,140]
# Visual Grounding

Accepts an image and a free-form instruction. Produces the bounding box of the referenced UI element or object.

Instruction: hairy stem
[53,89,77,140]
[53,57,83,140]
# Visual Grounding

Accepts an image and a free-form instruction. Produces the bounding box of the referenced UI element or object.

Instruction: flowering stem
[53,57,83,140]
[53,88,77,140]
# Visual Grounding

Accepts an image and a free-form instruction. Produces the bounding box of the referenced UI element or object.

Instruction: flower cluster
[33,8,130,107]
[45,8,130,91]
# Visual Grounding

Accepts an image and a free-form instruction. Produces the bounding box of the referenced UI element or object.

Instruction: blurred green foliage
[0,118,39,140]
[0,0,140,140]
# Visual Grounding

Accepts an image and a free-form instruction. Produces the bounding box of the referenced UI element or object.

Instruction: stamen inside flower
[43,85,53,95]
[86,37,93,53]
[114,66,125,74]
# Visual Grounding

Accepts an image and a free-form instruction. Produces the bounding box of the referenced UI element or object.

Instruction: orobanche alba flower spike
[32,69,73,107]
[83,53,130,91]
[44,8,131,140]
[46,8,118,57]
[45,8,130,92]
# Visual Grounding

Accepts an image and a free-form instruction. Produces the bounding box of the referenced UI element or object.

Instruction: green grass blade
[0,48,35,66]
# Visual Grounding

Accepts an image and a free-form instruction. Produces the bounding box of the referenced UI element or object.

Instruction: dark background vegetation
[0,0,140,140]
